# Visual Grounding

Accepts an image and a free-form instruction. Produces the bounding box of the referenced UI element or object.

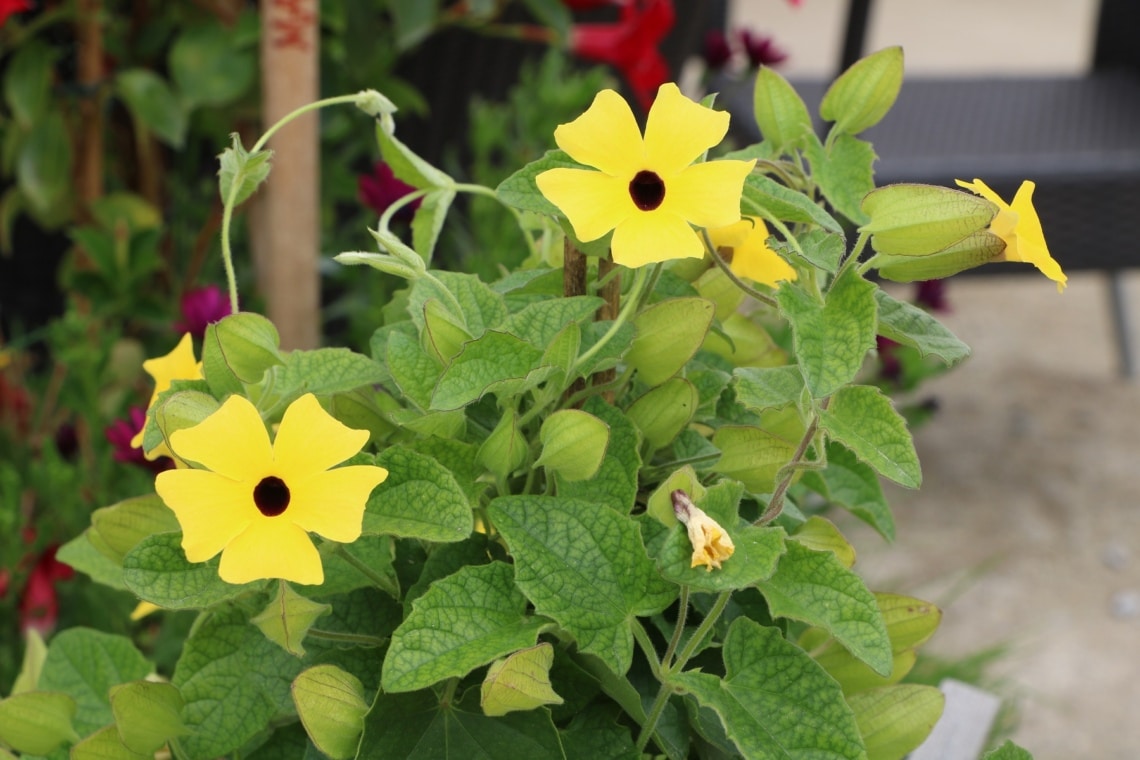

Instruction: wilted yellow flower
[155,393,388,585]
[131,333,203,457]
[955,178,1067,292]
[708,216,797,286]
[672,489,735,571]
[536,83,755,268]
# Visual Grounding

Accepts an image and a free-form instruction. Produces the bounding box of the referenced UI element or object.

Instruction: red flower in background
[175,285,232,339]
[914,279,949,312]
[18,545,73,635]
[0,0,32,27]
[877,336,902,382]
[105,406,174,473]
[359,161,421,221]
[736,29,787,68]
[570,0,675,113]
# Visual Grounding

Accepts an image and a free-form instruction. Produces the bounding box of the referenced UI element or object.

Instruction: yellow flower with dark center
[131,333,203,457]
[955,178,1067,292]
[671,489,735,571]
[708,216,797,286]
[536,83,756,268]
[154,393,388,585]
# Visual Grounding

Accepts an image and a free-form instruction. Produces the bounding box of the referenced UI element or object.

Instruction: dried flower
[671,489,735,571]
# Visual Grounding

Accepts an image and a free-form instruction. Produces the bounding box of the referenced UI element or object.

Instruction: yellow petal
[1009,181,1067,292]
[707,219,752,250]
[154,469,256,563]
[130,601,161,621]
[141,333,202,407]
[954,178,1005,209]
[553,89,644,177]
[273,393,370,478]
[644,83,732,177]
[168,395,273,481]
[288,465,389,543]
[683,505,735,572]
[219,518,324,585]
[660,159,756,229]
[610,211,704,268]
[536,168,634,242]
[728,217,797,286]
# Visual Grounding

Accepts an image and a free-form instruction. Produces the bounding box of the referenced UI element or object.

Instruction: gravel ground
[839,272,1140,759]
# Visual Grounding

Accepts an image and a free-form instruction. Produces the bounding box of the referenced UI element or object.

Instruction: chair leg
[1108,271,1135,378]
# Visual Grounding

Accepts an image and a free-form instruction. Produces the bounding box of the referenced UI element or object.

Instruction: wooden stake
[258,0,320,349]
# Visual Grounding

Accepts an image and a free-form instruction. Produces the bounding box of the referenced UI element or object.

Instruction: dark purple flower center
[253,476,290,517]
[629,170,666,211]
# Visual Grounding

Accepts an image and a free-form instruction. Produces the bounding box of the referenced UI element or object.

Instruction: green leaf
[109,681,187,754]
[383,563,543,692]
[819,384,921,488]
[732,366,804,412]
[0,691,80,755]
[251,583,331,657]
[556,397,642,514]
[481,644,564,717]
[38,629,152,737]
[169,22,255,108]
[359,689,565,759]
[874,289,970,365]
[217,133,273,206]
[292,665,369,760]
[756,541,892,676]
[658,515,786,593]
[387,0,441,49]
[752,66,814,152]
[386,328,442,410]
[742,173,844,236]
[10,629,47,695]
[422,298,474,364]
[267,348,386,400]
[778,266,877,399]
[711,425,797,493]
[792,516,856,568]
[627,378,697,450]
[626,298,715,387]
[535,409,610,482]
[673,618,866,760]
[363,446,472,541]
[791,229,850,273]
[821,46,904,135]
[501,295,604,347]
[3,39,56,128]
[201,311,283,396]
[802,442,895,541]
[16,108,71,219]
[374,116,453,191]
[983,741,1035,760]
[848,685,943,760]
[489,495,676,675]
[496,148,585,216]
[431,331,548,410]
[807,133,875,225]
[420,271,510,337]
[114,69,187,147]
[57,530,128,591]
[173,604,303,759]
[518,0,571,38]
[122,531,261,609]
[90,494,180,564]
[411,187,456,266]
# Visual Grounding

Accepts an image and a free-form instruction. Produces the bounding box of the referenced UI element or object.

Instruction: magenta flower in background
[877,336,902,382]
[105,406,173,473]
[736,29,787,68]
[175,285,232,339]
[702,29,733,70]
[914,279,950,312]
[359,161,421,221]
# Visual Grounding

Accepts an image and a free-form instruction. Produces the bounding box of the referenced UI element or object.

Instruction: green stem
[307,628,388,647]
[570,265,648,375]
[755,409,823,526]
[631,620,664,681]
[452,182,540,260]
[333,544,400,598]
[702,229,778,308]
[440,678,460,707]
[662,586,691,670]
[219,93,366,314]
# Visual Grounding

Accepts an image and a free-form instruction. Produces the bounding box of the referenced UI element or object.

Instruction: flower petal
[536,168,634,242]
[610,211,704,268]
[1009,181,1067,291]
[728,217,797,286]
[154,469,256,563]
[660,159,756,228]
[219,518,324,585]
[272,393,370,478]
[954,178,1006,209]
[644,83,732,176]
[168,395,273,480]
[142,333,202,407]
[553,89,644,177]
[288,465,389,542]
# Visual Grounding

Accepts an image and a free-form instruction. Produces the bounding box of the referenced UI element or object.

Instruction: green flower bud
[860,184,997,256]
[535,409,609,482]
[875,230,1005,282]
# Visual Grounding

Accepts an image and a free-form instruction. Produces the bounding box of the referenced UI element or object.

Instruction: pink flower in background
[877,336,901,382]
[914,279,950,312]
[105,406,173,473]
[702,29,733,70]
[571,0,675,113]
[0,0,32,27]
[359,161,421,221]
[175,285,232,339]
[19,546,73,635]
[736,29,787,68]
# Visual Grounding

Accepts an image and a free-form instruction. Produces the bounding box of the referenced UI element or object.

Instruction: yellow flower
[131,333,204,457]
[536,83,756,268]
[708,216,797,286]
[154,393,388,585]
[671,489,735,571]
[955,178,1067,292]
